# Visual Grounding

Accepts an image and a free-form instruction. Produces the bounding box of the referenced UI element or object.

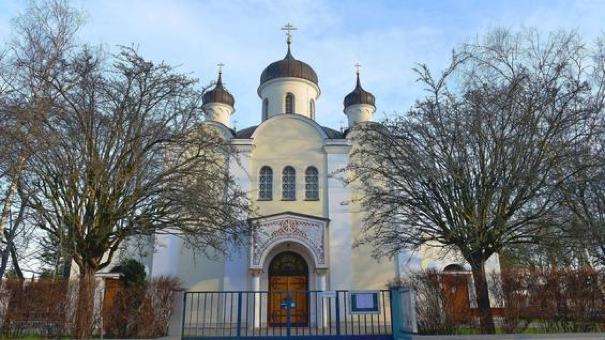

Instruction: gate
[181,290,394,339]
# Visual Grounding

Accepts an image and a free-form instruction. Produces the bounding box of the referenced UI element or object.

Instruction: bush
[0,275,179,339]
[103,276,180,339]
[394,269,476,335]
[397,267,605,335]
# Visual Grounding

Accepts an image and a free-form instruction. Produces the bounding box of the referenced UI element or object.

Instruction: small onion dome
[260,44,318,86]
[344,73,375,109]
[203,71,235,107]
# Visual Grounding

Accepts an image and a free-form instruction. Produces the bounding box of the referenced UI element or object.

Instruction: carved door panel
[269,276,289,326]
[288,276,308,325]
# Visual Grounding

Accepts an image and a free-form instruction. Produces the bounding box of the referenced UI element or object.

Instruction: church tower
[257,24,320,121]
[343,66,376,127]
[202,66,235,127]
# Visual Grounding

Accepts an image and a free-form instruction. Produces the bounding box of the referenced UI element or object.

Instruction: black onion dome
[260,45,318,86]
[344,73,375,109]
[203,72,235,107]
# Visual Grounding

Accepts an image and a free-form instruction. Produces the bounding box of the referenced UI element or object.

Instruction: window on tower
[305,166,319,200]
[282,166,296,200]
[259,166,273,200]
[310,99,315,120]
[262,98,269,121]
[285,93,294,114]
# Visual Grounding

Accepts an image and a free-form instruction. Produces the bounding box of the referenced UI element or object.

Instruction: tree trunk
[0,197,27,279]
[470,259,496,334]
[9,244,24,279]
[74,264,96,339]
[0,155,26,242]
[0,236,11,278]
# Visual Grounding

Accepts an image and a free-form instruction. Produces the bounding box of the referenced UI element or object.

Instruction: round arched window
[285,93,295,114]
[305,167,319,200]
[282,166,296,200]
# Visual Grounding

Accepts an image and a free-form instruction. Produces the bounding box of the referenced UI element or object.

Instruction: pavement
[397,333,605,340]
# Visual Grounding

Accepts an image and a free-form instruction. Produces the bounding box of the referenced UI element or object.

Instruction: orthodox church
[108,29,501,311]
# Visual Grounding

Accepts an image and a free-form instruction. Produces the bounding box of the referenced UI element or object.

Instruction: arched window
[259,166,273,200]
[309,99,315,120]
[305,166,319,200]
[262,98,269,121]
[285,93,294,114]
[282,166,296,200]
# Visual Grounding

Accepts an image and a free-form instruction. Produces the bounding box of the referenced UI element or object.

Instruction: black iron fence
[181,290,394,339]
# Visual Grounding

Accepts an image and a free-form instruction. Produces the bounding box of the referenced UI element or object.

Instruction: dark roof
[234,124,344,139]
[260,44,318,86]
[203,72,235,107]
[235,125,257,138]
[322,126,344,139]
[344,73,375,109]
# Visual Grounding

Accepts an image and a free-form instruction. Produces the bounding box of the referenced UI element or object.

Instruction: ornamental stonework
[252,216,325,266]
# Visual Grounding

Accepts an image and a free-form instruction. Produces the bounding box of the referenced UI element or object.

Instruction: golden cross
[281,23,297,44]
[217,62,224,74]
[355,63,361,75]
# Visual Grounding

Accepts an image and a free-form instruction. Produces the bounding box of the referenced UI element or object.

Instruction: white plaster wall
[325,145,353,290]
[223,147,254,291]
[258,78,320,120]
[202,102,234,127]
[344,104,375,127]
[151,233,181,277]
[249,115,326,217]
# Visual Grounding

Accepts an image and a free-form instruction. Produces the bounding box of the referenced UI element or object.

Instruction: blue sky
[1,0,604,130]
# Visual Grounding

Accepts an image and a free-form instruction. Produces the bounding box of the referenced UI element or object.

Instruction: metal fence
[181,290,393,339]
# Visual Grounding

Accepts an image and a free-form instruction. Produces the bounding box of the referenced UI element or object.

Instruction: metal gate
[181,290,394,339]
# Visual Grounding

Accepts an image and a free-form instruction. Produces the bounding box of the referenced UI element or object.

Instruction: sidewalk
[398,333,605,340]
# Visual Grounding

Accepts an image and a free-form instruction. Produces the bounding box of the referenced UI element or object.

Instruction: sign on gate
[321,290,336,298]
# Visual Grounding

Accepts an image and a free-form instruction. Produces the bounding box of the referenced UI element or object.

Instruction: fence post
[390,288,401,338]
[236,292,243,338]
[335,292,341,336]
[167,289,186,340]
[286,292,292,337]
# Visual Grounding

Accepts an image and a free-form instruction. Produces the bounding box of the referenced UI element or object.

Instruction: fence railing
[181,290,394,338]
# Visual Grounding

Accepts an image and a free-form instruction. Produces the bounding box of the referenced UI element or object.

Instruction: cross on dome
[281,23,297,45]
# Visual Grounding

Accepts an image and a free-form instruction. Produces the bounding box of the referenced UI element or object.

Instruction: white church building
[102,31,501,318]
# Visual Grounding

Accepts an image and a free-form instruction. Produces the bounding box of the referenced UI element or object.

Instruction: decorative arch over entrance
[248,212,329,271]
[268,251,309,326]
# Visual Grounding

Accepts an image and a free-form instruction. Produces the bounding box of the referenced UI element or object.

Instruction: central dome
[260,45,318,85]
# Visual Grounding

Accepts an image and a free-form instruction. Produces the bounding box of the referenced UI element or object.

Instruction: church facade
[110,34,501,305]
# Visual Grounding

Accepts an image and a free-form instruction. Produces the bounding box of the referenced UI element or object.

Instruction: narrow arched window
[305,166,319,200]
[285,93,294,114]
[262,98,269,121]
[309,99,315,120]
[282,166,296,200]
[259,166,273,200]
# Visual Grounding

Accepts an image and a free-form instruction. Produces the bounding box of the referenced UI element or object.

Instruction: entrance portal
[268,251,309,326]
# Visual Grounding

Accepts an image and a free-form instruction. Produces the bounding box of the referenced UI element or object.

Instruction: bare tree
[21,46,251,338]
[0,0,84,260]
[343,29,605,334]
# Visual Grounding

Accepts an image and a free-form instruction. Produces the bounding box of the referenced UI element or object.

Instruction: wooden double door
[441,274,471,323]
[268,251,309,326]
